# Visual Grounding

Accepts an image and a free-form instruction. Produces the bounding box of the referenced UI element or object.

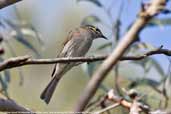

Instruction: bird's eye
[88,26,101,33]
[95,28,101,33]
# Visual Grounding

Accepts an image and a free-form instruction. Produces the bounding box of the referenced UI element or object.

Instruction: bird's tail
[40,74,61,104]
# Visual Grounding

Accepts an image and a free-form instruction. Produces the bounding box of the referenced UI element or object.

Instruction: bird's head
[84,25,107,39]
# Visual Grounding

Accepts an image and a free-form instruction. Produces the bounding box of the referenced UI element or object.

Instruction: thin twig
[0,48,171,71]
[94,89,150,113]
[0,0,22,9]
[86,95,108,112]
[94,103,120,114]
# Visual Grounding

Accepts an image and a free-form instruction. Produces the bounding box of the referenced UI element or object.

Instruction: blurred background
[0,0,171,112]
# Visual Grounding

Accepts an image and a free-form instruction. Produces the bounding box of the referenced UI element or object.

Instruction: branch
[93,89,170,114]
[0,0,22,9]
[0,98,35,113]
[107,89,150,114]
[0,48,171,71]
[74,0,167,112]
[94,103,120,114]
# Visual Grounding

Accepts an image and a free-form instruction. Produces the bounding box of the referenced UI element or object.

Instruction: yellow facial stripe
[88,26,97,32]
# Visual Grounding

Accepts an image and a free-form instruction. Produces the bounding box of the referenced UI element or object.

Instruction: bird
[40,25,107,104]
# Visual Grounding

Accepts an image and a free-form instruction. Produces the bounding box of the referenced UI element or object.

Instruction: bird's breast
[78,38,93,56]
[65,36,93,57]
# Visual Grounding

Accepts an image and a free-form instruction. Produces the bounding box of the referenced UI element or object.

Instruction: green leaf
[148,18,171,27]
[14,36,40,57]
[0,74,9,97]
[128,44,164,77]
[0,57,10,83]
[3,41,24,86]
[146,58,164,76]
[77,0,103,7]
[81,62,109,92]
[128,42,156,55]
[82,62,99,76]
[133,42,156,50]
[162,66,171,97]
[0,57,10,94]
[21,23,44,46]
[3,19,41,57]
[3,70,10,83]
[0,75,7,90]
[128,79,160,89]
[18,68,24,86]
[81,15,101,25]
[4,40,17,57]
[131,58,164,78]
[96,42,112,51]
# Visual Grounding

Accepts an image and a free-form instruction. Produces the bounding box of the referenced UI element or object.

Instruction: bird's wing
[63,30,74,46]
[51,29,80,77]
[51,64,57,77]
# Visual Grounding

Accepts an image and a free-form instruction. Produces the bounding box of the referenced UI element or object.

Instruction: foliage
[77,0,171,110]
[0,17,43,97]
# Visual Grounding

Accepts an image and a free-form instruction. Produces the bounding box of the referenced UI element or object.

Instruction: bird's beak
[101,35,108,40]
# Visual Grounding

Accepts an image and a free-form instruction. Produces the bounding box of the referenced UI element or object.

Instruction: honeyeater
[40,25,107,104]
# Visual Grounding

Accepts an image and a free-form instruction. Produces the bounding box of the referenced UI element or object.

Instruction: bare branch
[0,98,35,113]
[0,0,22,9]
[0,48,171,71]
[94,89,149,114]
[74,0,167,112]
[94,103,120,114]
[93,89,170,114]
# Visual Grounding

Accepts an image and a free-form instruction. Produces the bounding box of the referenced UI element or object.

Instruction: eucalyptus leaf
[3,19,41,57]
[0,74,9,97]
[96,42,112,51]
[20,22,44,46]
[81,62,109,92]
[0,57,10,94]
[134,42,156,50]
[4,40,17,57]
[162,9,171,14]
[3,70,10,83]
[14,35,40,57]
[77,0,103,7]
[128,78,160,89]
[163,71,171,97]
[128,42,156,55]
[0,75,7,90]
[81,15,101,25]
[131,58,164,78]
[3,41,25,85]
[87,62,97,76]
[27,24,44,45]
[146,58,164,77]
[0,57,10,83]
[82,62,100,76]
[148,18,171,27]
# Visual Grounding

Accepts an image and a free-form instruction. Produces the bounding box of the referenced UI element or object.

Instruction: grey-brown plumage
[40,25,107,104]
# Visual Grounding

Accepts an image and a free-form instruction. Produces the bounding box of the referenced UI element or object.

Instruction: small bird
[40,25,107,104]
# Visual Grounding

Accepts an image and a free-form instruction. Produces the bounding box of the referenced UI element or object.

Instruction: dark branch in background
[74,0,167,112]
[0,98,35,113]
[0,0,22,9]
[0,47,171,71]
